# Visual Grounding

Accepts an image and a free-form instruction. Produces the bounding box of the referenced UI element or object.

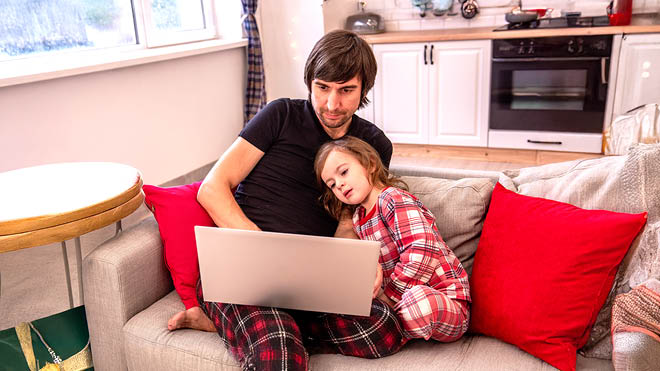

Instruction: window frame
[139,0,218,48]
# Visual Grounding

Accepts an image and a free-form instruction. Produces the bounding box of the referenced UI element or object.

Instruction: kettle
[345,1,385,34]
[607,0,633,26]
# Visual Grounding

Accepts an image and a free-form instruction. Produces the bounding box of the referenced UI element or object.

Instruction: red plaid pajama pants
[197,279,405,371]
[394,285,469,342]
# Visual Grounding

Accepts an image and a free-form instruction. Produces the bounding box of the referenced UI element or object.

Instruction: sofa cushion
[125,291,613,370]
[498,143,660,358]
[469,183,647,371]
[123,291,240,370]
[309,335,613,371]
[399,176,495,275]
[143,182,215,309]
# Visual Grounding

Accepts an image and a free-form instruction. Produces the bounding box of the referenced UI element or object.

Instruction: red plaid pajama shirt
[353,187,471,341]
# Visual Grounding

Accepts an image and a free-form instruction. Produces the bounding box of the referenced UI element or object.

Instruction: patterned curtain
[241,0,267,124]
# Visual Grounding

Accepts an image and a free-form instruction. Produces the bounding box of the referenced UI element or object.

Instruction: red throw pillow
[469,183,647,371]
[143,182,215,309]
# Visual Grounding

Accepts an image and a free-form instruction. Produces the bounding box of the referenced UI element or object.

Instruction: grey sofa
[82,143,660,371]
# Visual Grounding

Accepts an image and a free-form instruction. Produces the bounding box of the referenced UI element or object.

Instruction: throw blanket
[612,283,660,340]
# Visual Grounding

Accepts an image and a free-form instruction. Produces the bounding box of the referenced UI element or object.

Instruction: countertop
[362,14,660,43]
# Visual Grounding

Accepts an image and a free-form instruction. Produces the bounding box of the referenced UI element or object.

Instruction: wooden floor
[391,144,604,171]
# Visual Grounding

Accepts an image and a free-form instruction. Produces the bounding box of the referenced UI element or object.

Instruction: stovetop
[493,15,611,31]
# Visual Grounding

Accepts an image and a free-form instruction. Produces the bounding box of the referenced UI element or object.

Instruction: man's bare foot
[167,306,216,332]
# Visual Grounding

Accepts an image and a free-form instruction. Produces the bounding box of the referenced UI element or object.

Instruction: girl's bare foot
[167,306,216,332]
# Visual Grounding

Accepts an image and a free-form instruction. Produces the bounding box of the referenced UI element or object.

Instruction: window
[140,0,216,47]
[0,0,219,61]
[0,0,136,60]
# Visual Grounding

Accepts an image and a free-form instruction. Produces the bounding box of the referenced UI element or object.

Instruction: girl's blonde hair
[314,136,407,220]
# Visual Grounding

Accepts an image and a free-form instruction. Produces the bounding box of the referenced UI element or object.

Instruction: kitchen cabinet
[611,33,660,120]
[371,40,491,146]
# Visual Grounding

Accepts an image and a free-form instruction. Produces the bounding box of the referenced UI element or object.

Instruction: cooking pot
[505,6,539,24]
[345,1,385,34]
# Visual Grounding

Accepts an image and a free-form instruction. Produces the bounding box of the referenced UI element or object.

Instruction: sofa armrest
[83,216,173,371]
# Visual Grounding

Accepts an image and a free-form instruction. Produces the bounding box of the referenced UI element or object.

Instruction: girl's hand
[377,291,397,309]
[373,263,383,298]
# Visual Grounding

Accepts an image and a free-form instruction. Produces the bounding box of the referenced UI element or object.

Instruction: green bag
[0,305,93,371]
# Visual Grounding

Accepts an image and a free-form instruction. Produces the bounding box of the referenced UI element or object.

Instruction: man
[168,30,403,370]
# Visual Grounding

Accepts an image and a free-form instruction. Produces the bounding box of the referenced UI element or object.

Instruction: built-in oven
[489,35,613,153]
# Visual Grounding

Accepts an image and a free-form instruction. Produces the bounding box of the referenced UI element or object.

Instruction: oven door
[490,57,609,133]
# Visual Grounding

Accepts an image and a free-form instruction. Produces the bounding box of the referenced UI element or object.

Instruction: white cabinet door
[612,33,660,119]
[428,40,490,147]
[373,43,429,144]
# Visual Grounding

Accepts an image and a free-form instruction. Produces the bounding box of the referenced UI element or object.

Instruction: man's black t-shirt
[237,98,392,237]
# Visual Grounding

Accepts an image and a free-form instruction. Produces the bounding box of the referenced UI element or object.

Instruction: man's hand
[373,265,397,308]
[373,263,383,298]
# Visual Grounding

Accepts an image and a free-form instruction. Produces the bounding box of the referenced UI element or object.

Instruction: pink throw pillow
[469,183,647,371]
[143,182,215,309]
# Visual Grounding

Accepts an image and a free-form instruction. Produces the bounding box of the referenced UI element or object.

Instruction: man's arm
[197,137,264,231]
[334,209,358,239]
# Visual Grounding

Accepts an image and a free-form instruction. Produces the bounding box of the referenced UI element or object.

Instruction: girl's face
[320,149,381,210]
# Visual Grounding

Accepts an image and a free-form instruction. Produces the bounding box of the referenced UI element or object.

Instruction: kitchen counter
[362,14,660,43]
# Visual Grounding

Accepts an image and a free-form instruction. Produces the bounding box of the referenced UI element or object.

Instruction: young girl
[314,136,470,342]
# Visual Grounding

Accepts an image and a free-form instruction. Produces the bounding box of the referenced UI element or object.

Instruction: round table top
[0,162,143,251]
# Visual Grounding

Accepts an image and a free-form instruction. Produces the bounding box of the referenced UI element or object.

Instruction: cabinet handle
[601,57,608,84]
[424,45,428,65]
[430,45,434,65]
[527,139,562,145]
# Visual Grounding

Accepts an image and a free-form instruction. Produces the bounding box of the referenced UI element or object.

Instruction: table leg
[61,241,74,308]
[115,220,123,236]
[75,237,84,305]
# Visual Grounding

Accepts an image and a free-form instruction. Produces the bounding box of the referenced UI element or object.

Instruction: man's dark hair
[304,30,377,109]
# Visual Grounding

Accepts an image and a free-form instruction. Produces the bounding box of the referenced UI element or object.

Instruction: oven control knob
[528,41,535,54]
[518,41,525,55]
[577,38,584,54]
[567,40,576,54]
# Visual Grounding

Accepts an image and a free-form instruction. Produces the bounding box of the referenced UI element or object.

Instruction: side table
[0,162,144,307]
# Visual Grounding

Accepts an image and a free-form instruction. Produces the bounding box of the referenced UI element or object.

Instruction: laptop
[194,226,381,316]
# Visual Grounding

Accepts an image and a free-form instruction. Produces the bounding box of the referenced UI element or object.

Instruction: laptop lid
[194,226,380,316]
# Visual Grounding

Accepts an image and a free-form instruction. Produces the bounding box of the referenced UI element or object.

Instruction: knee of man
[372,300,406,355]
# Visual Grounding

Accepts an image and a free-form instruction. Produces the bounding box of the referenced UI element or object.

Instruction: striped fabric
[353,187,471,341]
[241,0,267,124]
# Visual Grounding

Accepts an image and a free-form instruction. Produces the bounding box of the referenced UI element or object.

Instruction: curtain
[241,0,267,124]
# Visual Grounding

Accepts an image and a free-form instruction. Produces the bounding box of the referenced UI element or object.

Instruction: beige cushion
[124,293,613,371]
[400,176,495,275]
[123,291,241,370]
[498,143,660,358]
[612,332,660,371]
[309,335,612,371]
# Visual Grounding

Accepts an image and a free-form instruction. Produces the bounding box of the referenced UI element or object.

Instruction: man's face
[310,76,362,138]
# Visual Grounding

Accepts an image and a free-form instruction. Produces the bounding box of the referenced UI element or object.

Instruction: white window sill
[0,38,248,88]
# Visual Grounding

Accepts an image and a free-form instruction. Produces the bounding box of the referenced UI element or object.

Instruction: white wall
[257,0,324,102]
[0,48,246,185]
